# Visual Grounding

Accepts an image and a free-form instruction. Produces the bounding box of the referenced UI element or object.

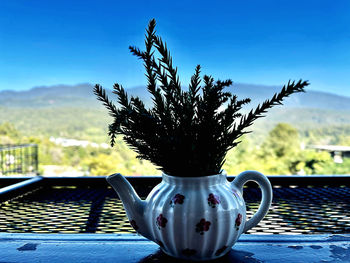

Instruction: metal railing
[0,144,38,176]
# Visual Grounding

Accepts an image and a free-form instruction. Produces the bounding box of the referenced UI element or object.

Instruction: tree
[0,122,20,144]
[257,123,300,174]
[262,123,300,158]
[290,150,333,174]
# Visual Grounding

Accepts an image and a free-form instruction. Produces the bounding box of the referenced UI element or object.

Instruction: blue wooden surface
[0,233,349,262]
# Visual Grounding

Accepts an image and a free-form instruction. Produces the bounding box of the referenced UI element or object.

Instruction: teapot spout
[106,173,151,239]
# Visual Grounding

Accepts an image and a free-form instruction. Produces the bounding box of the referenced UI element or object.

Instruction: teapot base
[159,246,229,261]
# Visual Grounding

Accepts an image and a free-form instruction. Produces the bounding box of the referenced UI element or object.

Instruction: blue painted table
[0,233,349,262]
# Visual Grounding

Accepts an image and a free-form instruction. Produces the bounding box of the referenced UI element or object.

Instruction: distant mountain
[126,83,350,111]
[0,83,99,108]
[1,82,350,111]
[1,83,350,142]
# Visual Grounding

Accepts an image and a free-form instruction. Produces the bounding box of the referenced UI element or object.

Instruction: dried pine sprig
[94,19,309,177]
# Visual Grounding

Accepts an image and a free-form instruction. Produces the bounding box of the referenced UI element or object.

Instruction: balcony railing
[0,144,38,176]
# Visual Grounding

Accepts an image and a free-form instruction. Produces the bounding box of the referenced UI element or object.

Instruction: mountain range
[1,83,350,111]
[1,83,349,142]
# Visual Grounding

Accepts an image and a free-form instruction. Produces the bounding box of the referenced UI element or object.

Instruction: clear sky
[0,0,349,96]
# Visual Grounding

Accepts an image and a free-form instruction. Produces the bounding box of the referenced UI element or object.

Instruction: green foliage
[0,122,19,137]
[26,135,158,176]
[0,107,111,143]
[84,153,119,176]
[302,125,350,145]
[223,136,266,174]
[223,123,350,175]
[0,122,20,144]
[94,19,308,177]
[83,141,159,176]
[261,123,300,158]
[290,150,333,175]
[258,123,300,174]
[1,119,348,176]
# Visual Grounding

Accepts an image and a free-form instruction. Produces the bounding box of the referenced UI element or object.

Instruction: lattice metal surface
[1,185,349,234]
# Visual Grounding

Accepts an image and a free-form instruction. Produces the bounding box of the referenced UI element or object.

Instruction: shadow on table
[138,248,260,263]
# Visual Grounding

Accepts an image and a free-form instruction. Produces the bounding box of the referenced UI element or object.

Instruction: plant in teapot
[94,19,308,261]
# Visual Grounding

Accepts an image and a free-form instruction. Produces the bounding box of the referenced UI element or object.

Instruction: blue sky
[0,0,349,96]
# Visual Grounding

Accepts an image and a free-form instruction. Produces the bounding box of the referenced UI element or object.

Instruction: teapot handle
[232,170,273,233]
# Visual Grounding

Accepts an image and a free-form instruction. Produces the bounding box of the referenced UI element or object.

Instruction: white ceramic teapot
[107,171,272,261]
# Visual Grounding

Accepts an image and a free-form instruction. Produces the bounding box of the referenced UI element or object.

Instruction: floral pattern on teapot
[195,218,211,235]
[170,193,185,207]
[156,214,168,229]
[107,171,272,261]
[208,193,221,208]
[235,213,242,231]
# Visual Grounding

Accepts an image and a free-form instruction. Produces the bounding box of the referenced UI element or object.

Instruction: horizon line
[0,82,349,99]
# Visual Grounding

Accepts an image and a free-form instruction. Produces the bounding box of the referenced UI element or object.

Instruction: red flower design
[170,193,185,207]
[235,213,242,230]
[196,218,211,234]
[130,219,139,230]
[156,214,168,229]
[208,193,221,208]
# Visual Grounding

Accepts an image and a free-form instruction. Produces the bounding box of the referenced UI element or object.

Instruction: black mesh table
[1,175,350,262]
[1,176,350,235]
